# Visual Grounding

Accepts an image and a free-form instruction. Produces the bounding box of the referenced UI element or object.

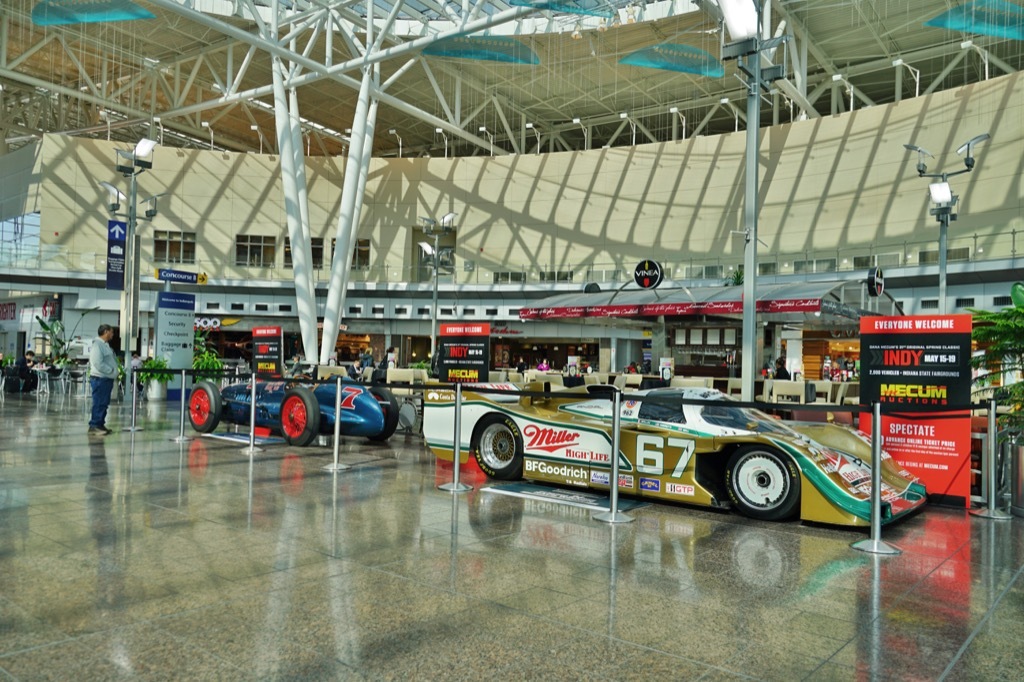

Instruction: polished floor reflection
[1,391,1023,681]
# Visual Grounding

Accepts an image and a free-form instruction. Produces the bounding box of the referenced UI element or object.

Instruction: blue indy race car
[188,379,400,446]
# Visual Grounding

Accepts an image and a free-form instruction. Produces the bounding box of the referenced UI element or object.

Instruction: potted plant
[142,356,174,401]
[970,282,1024,431]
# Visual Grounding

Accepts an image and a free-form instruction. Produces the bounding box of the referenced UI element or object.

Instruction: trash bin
[1012,437,1024,518]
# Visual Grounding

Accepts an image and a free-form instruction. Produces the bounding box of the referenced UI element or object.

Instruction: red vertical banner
[859,315,973,507]
[438,322,491,383]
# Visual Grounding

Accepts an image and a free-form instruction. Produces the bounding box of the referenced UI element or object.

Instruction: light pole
[99,138,161,398]
[478,126,494,157]
[904,133,989,315]
[389,128,402,158]
[718,0,785,401]
[418,213,457,364]
[435,127,448,158]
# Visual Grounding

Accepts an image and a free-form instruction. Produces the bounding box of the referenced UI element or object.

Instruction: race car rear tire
[280,385,321,446]
[368,386,400,442]
[725,445,801,521]
[189,381,222,434]
[472,414,524,480]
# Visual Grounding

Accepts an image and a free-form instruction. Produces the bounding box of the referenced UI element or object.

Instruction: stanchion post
[172,369,192,443]
[123,365,143,432]
[439,383,472,492]
[971,397,1012,519]
[595,387,633,524]
[323,375,350,472]
[241,372,262,454]
[852,402,901,554]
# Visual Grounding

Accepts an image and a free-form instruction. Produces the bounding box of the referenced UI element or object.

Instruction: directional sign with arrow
[105,219,127,291]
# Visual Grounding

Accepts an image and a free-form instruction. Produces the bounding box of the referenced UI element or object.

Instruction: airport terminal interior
[3,0,1024,680]
[1,394,1023,681]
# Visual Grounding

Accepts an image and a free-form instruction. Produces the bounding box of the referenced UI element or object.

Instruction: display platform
[483,482,647,512]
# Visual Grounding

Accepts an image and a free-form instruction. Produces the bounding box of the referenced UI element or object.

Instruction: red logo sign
[523,424,580,452]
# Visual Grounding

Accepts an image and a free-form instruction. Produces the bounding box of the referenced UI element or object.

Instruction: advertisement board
[859,314,972,507]
[252,326,283,377]
[155,291,195,400]
[439,322,490,383]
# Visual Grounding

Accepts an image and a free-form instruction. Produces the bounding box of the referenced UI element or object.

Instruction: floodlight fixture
[418,241,434,256]
[572,117,581,125]
[619,112,628,119]
[720,97,730,105]
[99,181,126,212]
[718,0,758,42]
[571,23,582,40]
[960,40,973,50]
[669,106,678,113]
[892,58,903,67]
[439,212,458,229]
[929,182,953,205]
[956,133,990,169]
[903,143,933,176]
[832,73,843,82]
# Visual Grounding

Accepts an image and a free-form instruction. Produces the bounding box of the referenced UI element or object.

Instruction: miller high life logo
[523,424,581,452]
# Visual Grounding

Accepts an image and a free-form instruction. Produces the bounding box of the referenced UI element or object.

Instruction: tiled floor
[1,390,1022,681]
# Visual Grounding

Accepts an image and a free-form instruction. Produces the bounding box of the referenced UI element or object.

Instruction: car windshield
[700,402,795,435]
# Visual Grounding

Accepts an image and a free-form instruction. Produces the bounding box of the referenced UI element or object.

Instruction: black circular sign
[634,260,664,289]
[867,267,884,297]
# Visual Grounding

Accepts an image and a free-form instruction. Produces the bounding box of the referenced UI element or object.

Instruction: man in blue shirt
[88,325,118,436]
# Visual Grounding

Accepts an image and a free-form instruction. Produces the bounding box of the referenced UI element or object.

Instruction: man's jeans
[90,376,114,429]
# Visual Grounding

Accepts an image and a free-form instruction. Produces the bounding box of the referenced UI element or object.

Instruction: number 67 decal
[635,435,696,477]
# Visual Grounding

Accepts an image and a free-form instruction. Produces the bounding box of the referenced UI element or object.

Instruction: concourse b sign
[859,314,973,507]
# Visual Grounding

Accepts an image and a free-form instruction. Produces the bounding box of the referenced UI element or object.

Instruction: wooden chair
[843,382,860,405]
[612,374,628,390]
[759,379,774,402]
[583,374,599,385]
[488,370,508,382]
[507,371,524,384]
[623,374,644,388]
[832,382,850,405]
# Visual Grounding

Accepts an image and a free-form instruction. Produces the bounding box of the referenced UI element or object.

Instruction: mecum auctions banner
[859,314,972,507]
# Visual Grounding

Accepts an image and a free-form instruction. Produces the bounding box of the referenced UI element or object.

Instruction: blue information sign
[156,268,199,284]
[105,220,127,291]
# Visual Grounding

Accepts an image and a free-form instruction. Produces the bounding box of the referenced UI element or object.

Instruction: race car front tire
[280,385,322,446]
[189,381,222,434]
[472,414,524,480]
[724,445,801,521]
[368,386,400,441]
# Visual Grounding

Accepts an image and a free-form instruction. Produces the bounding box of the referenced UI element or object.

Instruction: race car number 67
[636,435,696,477]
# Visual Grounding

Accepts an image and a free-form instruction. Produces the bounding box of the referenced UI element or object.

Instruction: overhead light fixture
[478,125,487,132]
[597,18,607,32]
[435,127,443,133]
[525,122,534,129]
[626,4,637,24]
[669,106,679,113]
[960,40,973,49]
[572,117,581,124]
[832,73,844,82]
[619,112,628,119]
[892,58,904,67]
[720,97,730,105]
[439,212,458,228]
[571,23,582,40]
[418,241,435,256]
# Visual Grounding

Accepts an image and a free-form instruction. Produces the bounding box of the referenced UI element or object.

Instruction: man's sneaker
[87,427,104,436]
[99,426,113,435]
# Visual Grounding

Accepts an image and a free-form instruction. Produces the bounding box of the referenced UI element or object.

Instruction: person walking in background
[774,357,791,381]
[88,325,118,436]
